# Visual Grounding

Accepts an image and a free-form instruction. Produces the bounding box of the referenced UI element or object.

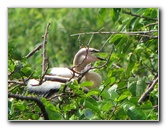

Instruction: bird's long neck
[73,52,89,72]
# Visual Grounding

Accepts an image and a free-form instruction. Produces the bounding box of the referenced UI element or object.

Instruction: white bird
[27,47,103,96]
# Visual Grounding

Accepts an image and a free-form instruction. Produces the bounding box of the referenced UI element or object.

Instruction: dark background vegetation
[8,8,158,120]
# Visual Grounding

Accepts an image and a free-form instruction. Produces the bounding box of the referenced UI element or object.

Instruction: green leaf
[86,90,99,97]
[123,101,135,113]
[109,90,119,101]
[110,34,123,45]
[128,97,139,106]
[110,9,120,23]
[117,91,131,102]
[21,67,33,76]
[128,81,137,96]
[14,102,25,111]
[100,101,113,111]
[32,114,39,120]
[127,106,146,120]
[128,17,138,30]
[46,108,62,120]
[140,100,153,110]
[84,98,99,112]
[8,100,13,114]
[98,8,107,18]
[101,89,111,100]
[123,101,146,120]
[105,77,116,85]
[126,53,135,76]
[136,77,146,97]
[80,81,93,87]
[116,35,128,52]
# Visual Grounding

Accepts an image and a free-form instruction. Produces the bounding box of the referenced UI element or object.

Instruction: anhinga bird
[27,47,103,96]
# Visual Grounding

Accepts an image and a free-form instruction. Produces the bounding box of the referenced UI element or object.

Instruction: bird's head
[73,47,104,72]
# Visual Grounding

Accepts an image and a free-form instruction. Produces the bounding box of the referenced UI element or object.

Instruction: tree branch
[8,93,49,120]
[42,22,50,76]
[138,76,158,104]
[25,43,43,58]
[70,30,158,39]
[122,10,158,21]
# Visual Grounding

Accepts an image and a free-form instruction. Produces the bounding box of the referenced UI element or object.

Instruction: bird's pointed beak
[90,49,106,61]
[97,56,106,61]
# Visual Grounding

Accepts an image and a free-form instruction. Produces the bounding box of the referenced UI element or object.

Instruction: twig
[39,62,49,85]
[42,22,50,76]
[100,34,114,51]
[122,10,158,21]
[70,30,158,39]
[112,64,121,69]
[8,70,15,76]
[145,22,158,28]
[138,76,158,104]
[8,93,49,120]
[87,34,94,46]
[77,35,83,48]
[8,80,25,85]
[26,43,43,58]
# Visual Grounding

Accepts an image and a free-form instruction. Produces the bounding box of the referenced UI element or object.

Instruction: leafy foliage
[8,8,158,120]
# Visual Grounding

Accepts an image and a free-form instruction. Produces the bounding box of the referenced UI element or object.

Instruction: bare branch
[100,34,114,51]
[145,22,158,28]
[138,76,158,104]
[70,30,158,39]
[42,22,50,76]
[26,43,43,58]
[39,62,49,85]
[8,80,25,85]
[77,35,83,48]
[87,34,94,46]
[8,93,49,120]
[122,10,158,21]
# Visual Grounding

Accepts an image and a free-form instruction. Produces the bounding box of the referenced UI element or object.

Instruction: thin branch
[112,64,121,69]
[8,71,34,87]
[8,80,25,85]
[39,61,49,85]
[87,34,94,46]
[77,35,83,48]
[100,34,114,51]
[70,30,158,39]
[138,76,158,104]
[42,22,50,76]
[122,10,158,21]
[8,93,49,120]
[26,43,43,58]
[145,22,158,28]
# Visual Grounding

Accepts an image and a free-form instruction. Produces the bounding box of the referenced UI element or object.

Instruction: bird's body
[83,71,102,89]
[27,47,103,96]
